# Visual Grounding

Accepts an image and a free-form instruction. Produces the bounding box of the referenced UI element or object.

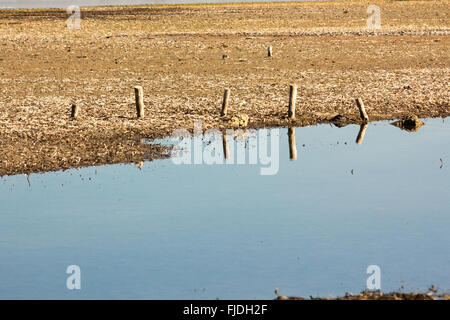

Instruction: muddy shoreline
[276,290,450,300]
[0,1,449,176]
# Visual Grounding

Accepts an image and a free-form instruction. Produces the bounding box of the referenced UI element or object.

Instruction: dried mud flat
[0,1,449,176]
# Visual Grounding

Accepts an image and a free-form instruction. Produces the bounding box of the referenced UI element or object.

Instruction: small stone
[391,114,424,132]
[330,114,349,128]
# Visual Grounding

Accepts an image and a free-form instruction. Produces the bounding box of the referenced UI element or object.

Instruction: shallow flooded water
[0,118,449,299]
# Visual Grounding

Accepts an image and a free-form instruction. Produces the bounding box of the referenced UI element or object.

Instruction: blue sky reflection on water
[0,118,449,299]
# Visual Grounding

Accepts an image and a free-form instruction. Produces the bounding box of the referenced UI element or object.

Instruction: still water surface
[0,118,449,299]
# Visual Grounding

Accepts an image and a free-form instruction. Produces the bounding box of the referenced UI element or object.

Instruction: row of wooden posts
[72,84,369,124]
[71,84,369,127]
[208,85,368,122]
[70,47,369,122]
[71,44,369,122]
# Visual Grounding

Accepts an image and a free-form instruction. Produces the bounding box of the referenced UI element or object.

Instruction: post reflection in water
[288,127,297,160]
[221,127,298,162]
[220,123,368,163]
[356,123,368,145]
[222,134,230,160]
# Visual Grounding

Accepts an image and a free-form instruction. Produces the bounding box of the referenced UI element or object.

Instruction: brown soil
[0,1,449,176]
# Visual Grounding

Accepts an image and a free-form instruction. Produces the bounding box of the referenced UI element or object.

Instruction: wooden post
[355,98,369,123]
[134,86,145,118]
[221,88,230,116]
[288,127,297,160]
[71,104,79,119]
[356,123,368,145]
[268,46,272,57]
[288,84,297,119]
